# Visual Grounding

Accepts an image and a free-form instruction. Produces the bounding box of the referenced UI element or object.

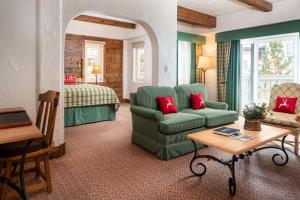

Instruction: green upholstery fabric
[130,93,137,105]
[136,86,179,110]
[132,131,204,160]
[130,84,239,160]
[159,112,205,135]
[64,104,116,127]
[131,105,164,121]
[131,114,160,142]
[175,83,208,110]
[157,127,207,145]
[206,101,228,110]
[181,108,238,127]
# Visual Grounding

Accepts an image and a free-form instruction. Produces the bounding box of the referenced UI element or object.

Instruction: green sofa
[130,83,238,160]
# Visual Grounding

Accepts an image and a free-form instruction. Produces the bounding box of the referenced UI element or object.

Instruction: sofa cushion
[136,86,179,110]
[175,83,207,110]
[159,112,205,135]
[181,108,238,127]
[262,111,300,128]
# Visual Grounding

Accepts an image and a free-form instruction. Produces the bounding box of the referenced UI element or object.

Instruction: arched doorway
[62,11,159,129]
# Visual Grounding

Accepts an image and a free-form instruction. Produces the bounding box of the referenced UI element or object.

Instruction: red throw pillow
[156,96,177,114]
[273,96,298,114]
[64,75,77,84]
[191,93,206,110]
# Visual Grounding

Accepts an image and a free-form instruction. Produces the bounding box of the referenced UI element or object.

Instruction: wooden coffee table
[187,121,291,196]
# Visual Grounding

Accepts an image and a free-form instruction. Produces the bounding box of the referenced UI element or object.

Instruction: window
[177,41,191,85]
[241,34,299,107]
[133,42,145,82]
[84,40,105,83]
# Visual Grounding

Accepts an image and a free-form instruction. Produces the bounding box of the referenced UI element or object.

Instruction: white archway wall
[38,0,177,145]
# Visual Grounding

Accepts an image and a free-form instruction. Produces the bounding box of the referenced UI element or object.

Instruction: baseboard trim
[122,99,130,103]
[49,142,66,159]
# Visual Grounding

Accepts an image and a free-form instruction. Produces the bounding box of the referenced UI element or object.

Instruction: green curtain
[226,40,241,111]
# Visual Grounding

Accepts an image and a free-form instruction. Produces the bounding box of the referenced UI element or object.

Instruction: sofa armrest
[206,101,228,110]
[130,105,164,121]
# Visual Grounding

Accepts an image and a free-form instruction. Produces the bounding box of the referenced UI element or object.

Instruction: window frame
[84,40,105,83]
[240,33,299,109]
[132,41,145,83]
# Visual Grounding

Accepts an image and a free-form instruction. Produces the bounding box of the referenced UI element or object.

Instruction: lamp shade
[197,56,211,69]
[92,64,102,74]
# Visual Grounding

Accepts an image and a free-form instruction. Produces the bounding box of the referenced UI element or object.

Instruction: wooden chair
[262,83,300,155]
[0,90,60,199]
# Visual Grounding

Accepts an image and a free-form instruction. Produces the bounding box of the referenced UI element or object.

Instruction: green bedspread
[64,84,119,108]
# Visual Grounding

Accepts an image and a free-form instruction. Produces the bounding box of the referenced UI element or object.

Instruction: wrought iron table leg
[189,141,238,196]
[250,135,289,166]
[189,135,289,196]
[228,156,237,196]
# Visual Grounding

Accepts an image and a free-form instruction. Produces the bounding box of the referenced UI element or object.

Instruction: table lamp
[92,64,102,84]
[197,56,211,84]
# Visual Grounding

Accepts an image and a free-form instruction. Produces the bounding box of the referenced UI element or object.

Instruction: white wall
[216,0,300,34]
[37,0,65,145]
[62,0,177,87]
[37,0,177,146]
[0,0,37,120]
[123,36,152,99]
[178,0,300,102]
[178,0,300,35]
[66,16,151,100]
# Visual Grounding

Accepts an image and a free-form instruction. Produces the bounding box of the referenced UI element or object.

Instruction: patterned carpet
[30,104,300,200]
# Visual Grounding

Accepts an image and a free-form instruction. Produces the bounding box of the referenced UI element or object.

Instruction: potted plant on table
[243,103,268,131]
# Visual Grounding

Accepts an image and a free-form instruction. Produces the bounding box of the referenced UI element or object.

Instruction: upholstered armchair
[262,83,300,155]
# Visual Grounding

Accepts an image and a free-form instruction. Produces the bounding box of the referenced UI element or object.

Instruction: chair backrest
[174,83,208,110]
[269,83,300,114]
[136,86,179,110]
[36,90,60,147]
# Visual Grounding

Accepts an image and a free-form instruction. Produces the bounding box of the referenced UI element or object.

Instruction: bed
[64,84,120,127]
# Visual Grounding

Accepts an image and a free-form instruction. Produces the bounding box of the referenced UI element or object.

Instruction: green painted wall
[177,32,206,44]
[216,20,300,42]
[177,32,206,84]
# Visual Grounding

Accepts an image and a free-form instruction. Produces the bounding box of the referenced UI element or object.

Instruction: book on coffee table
[230,132,255,142]
[213,127,240,136]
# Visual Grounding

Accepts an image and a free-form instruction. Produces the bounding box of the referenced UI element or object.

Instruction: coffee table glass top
[187,122,291,155]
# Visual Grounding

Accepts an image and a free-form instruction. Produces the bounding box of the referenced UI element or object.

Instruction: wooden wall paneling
[64,34,123,99]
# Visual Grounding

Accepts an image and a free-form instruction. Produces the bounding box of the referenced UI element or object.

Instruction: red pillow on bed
[64,75,77,84]
[156,96,177,115]
[273,96,297,114]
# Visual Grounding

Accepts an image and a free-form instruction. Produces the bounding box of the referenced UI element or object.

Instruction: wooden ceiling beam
[238,0,273,12]
[177,6,216,29]
[74,15,136,29]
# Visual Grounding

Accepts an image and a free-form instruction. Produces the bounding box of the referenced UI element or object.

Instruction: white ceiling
[178,0,287,16]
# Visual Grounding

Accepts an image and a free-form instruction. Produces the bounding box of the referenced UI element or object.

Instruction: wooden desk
[0,108,42,200]
[0,125,41,145]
